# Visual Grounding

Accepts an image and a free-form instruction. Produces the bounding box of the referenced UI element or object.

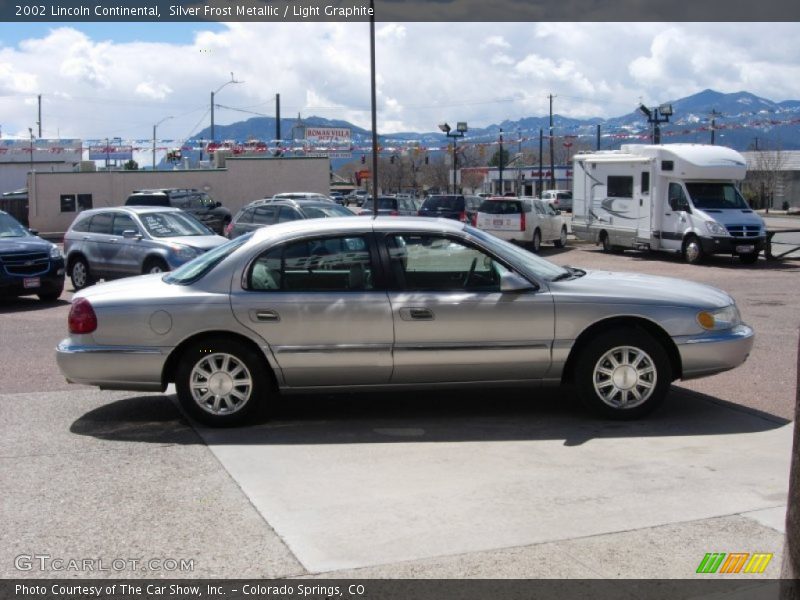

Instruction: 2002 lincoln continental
[56,217,753,426]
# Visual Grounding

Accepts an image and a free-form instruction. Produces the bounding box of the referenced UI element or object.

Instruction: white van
[571,144,766,264]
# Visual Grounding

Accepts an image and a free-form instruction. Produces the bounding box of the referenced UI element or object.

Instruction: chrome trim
[274,343,393,354]
[394,341,549,351]
[673,324,753,345]
[56,342,164,355]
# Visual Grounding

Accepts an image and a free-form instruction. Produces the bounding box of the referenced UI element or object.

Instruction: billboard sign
[87,144,134,161]
[305,127,352,158]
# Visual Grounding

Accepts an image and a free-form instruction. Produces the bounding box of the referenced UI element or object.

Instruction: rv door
[637,169,652,241]
[660,181,690,252]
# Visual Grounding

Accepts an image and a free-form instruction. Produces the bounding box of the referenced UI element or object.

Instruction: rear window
[126,195,169,207]
[479,200,523,215]
[421,195,464,211]
[362,198,397,210]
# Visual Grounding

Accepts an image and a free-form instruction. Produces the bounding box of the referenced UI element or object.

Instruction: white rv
[571,144,766,264]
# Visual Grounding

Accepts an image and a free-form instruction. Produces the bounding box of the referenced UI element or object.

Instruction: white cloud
[0,22,799,140]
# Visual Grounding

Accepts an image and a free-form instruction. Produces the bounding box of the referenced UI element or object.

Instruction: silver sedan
[56,217,754,426]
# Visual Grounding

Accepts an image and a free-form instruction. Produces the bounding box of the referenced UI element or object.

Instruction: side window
[252,206,278,225]
[112,214,139,235]
[88,213,113,234]
[171,195,191,209]
[249,236,373,292]
[277,206,301,223]
[607,176,633,198]
[641,172,650,195]
[534,201,547,216]
[235,208,254,224]
[70,214,92,233]
[387,234,506,292]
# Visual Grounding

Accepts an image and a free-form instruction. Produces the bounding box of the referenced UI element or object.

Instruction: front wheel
[574,329,672,419]
[175,338,270,426]
[143,258,169,275]
[739,251,759,265]
[682,236,704,265]
[554,226,567,248]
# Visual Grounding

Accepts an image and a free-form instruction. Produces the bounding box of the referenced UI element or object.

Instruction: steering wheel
[463,257,478,288]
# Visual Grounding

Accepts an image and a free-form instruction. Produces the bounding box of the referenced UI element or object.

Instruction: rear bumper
[56,340,168,391]
[674,324,754,380]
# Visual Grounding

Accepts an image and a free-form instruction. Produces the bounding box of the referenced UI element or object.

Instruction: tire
[554,226,568,248]
[175,338,270,427]
[574,328,672,419]
[38,287,63,302]
[531,229,542,253]
[739,251,759,265]
[682,235,704,265]
[69,257,93,291]
[601,232,623,254]
[143,257,169,275]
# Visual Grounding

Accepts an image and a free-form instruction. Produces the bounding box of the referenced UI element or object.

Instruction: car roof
[245,198,336,208]
[74,206,185,216]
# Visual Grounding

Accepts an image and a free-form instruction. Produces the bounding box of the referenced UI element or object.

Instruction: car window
[248,235,373,292]
[88,213,113,234]
[387,234,507,292]
[70,214,92,233]
[277,206,302,223]
[139,212,211,237]
[127,195,168,207]
[112,214,139,235]
[165,234,251,286]
[479,200,521,215]
[252,205,278,225]
[421,195,463,211]
[0,212,30,237]
[545,203,559,216]
[301,204,354,218]
[534,201,547,216]
[235,208,254,224]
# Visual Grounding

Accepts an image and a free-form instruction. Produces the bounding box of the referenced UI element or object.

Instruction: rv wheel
[682,236,704,265]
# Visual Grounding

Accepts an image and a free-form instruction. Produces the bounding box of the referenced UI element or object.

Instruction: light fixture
[438,122,451,134]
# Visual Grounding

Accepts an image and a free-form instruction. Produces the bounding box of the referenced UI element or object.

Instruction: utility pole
[710,109,721,145]
[538,128,543,197]
[276,93,281,141]
[369,0,379,213]
[498,128,504,195]
[548,94,555,191]
[596,124,601,150]
[37,94,42,138]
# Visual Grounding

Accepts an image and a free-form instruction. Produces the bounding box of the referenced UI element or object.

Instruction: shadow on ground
[71,385,789,447]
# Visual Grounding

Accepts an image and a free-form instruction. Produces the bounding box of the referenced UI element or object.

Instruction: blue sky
[0,22,225,47]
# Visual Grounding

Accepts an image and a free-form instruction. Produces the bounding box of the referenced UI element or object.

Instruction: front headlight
[697,305,742,331]
[169,244,199,260]
[705,221,727,236]
[49,245,63,259]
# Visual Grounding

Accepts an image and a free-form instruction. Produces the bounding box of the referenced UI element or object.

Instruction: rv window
[641,172,650,195]
[661,160,674,171]
[607,176,633,198]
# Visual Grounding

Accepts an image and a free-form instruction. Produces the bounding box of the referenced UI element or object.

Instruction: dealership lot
[1,236,797,578]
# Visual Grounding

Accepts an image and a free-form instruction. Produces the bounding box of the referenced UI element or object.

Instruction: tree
[743,143,787,211]
[123,159,139,171]
[488,149,510,168]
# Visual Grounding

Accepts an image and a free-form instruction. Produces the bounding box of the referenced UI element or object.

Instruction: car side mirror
[28,228,39,236]
[215,201,222,208]
[122,229,141,239]
[500,272,536,293]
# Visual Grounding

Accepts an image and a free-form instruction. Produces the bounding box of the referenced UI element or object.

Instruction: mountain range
[190,89,800,166]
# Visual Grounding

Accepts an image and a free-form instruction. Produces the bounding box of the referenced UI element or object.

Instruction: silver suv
[540,190,573,212]
[64,206,228,290]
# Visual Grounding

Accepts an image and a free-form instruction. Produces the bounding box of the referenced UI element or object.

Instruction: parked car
[475,197,568,252]
[417,194,483,223]
[540,190,573,212]
[125,189,232,234]
[63,206,228,290]
[0,210,64,301]
[329,192,346,205]
[57,216,753,427]
[268,192,333,203]
[347,190,369,206]
[226,199,354,239]
[358,196,417,216]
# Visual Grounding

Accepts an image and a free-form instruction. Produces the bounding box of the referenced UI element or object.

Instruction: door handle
[253,309,280,322]
[400,307,434,321]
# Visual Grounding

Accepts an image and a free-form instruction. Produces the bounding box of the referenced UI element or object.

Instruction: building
[741,150,800,211]
[0,139,83,194]
[27,155,329,233]
[459,165,573,196]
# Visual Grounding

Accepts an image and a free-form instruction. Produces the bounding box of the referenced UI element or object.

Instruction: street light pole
[438,122,467,195]
[639,103,673,144]
[152,116,173,171]
[210,73,243,142]
[498,128,504,196]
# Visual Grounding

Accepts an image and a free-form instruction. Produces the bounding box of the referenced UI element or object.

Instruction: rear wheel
[69,257,93,290]
[554,226,568,248]
[531,229,542,253]
[601,232,623,254]
[574,328,672,419]
[682,235,704,265]
[175,338,270,427]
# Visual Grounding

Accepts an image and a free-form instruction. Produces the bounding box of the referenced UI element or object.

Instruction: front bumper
[56,340,168,391]
[0,259,64,298]
[674,324,754,380]
[700,236,765,256]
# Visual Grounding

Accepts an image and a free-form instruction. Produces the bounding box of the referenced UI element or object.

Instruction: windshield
[464,226,569,281]
[0,213,31,238]
[685,182,750,210]
[164,234,251,285]
[139,211,213,237]
[301,204,354,218]
[422,195,462,210]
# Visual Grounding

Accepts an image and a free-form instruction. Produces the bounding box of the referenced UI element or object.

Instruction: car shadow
[0,296,70,313]
[581,246,800,271]
[70,385,788,448]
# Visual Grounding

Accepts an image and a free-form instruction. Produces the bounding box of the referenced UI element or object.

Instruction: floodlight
[438,122,451,133]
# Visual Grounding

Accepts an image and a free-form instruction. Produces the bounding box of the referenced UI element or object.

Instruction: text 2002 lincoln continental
[57,217,754,426]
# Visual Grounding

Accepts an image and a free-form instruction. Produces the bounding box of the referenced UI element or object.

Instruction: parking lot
[1,233,797,579]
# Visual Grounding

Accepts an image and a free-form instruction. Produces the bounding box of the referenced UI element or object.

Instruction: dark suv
[0,210,64,301]
[417,194,483,223]
[125,189,231,234]
[226,199,353,239]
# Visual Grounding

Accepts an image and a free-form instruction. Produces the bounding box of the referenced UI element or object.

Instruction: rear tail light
[224,221,234,237]
[520,209,526,231]
[470,213,477,226]
[390,210,399,216]
[68,298,98,334]
[458,211,467,222]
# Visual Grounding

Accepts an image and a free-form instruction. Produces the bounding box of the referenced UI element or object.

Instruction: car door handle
[400,307,434,321]
[252,309,280,322]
